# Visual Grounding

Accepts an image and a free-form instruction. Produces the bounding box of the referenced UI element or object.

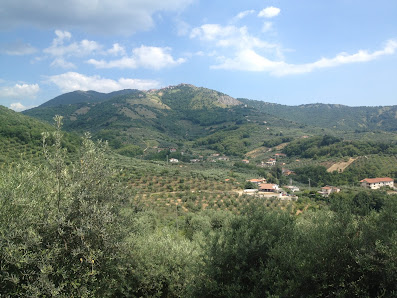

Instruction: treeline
[1,123,396,297]
[263,136,293,148]
[283,135,397,158]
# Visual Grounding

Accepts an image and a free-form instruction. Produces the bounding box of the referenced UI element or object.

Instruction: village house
[242,159,250,164]
[319,186,340,197]
[360,177,394,189]
[169,148,177,153]
[259,183,279,193]
[169,158,179,163]
[264,158,276,167]
[275,153,287,158]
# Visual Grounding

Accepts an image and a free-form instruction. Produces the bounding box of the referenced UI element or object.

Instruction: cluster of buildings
[243,177,395,200]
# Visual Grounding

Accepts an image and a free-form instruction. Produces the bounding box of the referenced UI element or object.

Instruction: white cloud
[133,46,186,69]
[0,83,40,99]
[212,40,397,76]
[258,7,281,18]
[47,72,160,93]
[9,102,34,112]
[0,41,37,55]
[50,58,76,69]
[0,0,194,35]
[234,10,255,20]
[87,46,185,69]
[190,24,280,51]
[108,43,126,56]
[44,30,102,57]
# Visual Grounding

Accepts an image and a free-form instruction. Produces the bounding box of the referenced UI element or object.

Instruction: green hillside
[24,84,292,155]
[23,84,397,162]
[239,99,397,132]
[0,106,79,164]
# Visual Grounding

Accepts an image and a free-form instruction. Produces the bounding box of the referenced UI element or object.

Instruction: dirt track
[327,157,357,173]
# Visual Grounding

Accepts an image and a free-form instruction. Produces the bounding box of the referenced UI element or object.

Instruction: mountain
[239,99,397,132]
[39,89,140,108]
[24,84,288,152]
[23,84,397,158]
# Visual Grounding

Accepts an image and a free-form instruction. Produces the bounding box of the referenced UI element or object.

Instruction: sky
[1,0,397,111]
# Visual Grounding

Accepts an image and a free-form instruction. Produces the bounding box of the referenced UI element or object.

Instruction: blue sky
[1,0,397,111]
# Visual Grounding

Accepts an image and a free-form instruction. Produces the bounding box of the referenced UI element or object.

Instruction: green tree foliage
[1,116,397,297]
[116,144,144,157]
[283,135,397,158]
[0,117,130,296]
[189,199,397,297]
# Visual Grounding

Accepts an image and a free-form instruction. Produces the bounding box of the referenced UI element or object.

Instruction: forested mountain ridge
[21,83,397,157]
[239,98,397,132]
[23,84,284,151]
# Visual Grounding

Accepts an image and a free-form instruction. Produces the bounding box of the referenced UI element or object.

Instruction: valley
[1,84,397,296]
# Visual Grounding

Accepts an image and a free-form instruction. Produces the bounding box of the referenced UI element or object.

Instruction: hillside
[24,84,294,155]
[22,84,397,162]
[239,99,397,132]
[0,106,79,163]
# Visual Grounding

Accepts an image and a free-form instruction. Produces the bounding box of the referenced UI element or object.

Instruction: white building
[360,177,394,189]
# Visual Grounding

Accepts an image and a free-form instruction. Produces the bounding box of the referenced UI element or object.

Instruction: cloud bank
[0,0,194,35]
[47,72,160,93]
[212,40,397,76]
[0,83,40,99]
[87,46,185,70]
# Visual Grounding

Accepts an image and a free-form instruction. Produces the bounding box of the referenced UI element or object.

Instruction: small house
[360,178,394,189]
[259,183,279,193]
[319,186,340,197]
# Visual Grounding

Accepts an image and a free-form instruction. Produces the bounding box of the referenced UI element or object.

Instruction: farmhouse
[169,158,179,163]
[265,158,276,167]
[259,183,279,193]
[360,177,394,189]
[319,186,340,197]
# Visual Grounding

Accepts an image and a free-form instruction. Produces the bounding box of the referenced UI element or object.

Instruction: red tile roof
[259,183,277,190]
[360,177,394,183]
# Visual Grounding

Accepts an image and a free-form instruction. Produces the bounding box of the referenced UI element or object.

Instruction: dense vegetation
[0,106,79,163]
[1,119,396,297]
[283,135,397,158]
[2,85,397,296]
[239,99,397,132]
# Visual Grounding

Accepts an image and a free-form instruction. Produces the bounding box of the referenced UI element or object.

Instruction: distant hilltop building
[360,177,394,189]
